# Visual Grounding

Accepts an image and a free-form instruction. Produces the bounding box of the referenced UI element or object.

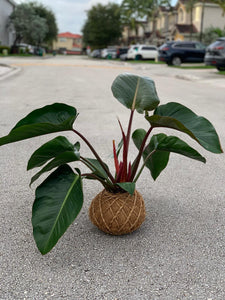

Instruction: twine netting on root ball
[89,189,146,235]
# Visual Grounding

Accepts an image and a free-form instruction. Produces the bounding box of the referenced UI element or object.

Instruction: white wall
[0,0,15,46]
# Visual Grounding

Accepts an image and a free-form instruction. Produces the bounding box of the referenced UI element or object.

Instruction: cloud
[15,0,122,34]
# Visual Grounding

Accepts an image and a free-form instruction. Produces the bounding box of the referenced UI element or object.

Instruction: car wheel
[172,56,181,66]
[135,54,142,60]
[216,66,225,71]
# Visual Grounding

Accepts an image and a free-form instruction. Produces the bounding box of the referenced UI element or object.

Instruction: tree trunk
[199,0,205,42]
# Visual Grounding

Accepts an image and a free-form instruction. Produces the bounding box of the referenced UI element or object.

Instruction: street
[0,56,225,299]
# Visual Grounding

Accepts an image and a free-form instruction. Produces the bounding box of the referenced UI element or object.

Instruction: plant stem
[129,126,153,181]
[133,149,156,182]
[80,156,114,188]
[72,129,116,183]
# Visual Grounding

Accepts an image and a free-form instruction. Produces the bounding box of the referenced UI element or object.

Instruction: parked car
[116,47,129,58]
[158,41,206,66]
[90,49,101,58]
[127,45,138,60]
[204,37,225,71]
[127,44,158,60]
[120,53,128,61]
[101,48,117,59]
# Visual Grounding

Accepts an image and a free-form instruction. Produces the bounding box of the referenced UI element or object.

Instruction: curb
[0,63,21,81]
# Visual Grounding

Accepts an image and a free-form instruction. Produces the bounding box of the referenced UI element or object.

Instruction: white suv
[127,44,158,60]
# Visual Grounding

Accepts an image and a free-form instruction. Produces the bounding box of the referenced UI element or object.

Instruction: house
[0,0,16,46]
[121,0,225,45]
[172,0,225,41]
[53,32,82,54]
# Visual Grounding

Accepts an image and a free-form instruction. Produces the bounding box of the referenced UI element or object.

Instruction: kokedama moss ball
[89,189,146,235]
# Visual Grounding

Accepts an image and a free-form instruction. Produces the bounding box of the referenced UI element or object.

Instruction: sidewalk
[0,63,20,80]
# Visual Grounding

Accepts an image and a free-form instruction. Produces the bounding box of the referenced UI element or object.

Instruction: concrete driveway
[0,56,224,300]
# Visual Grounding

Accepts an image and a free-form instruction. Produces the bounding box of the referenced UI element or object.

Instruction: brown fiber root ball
[89,189,146,235]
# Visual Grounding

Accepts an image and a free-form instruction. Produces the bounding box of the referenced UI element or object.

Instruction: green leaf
[30,150,80,185]
[32,164,83,255]
[146,102,223,154]
[111,73,160,113]
[143,134,170,180]
[84,158,109,180]
[132,128,147,149]
[116,182,135,195]
[0,103,77,146]
[152,134,206,163]
[132,130,206,180]
[27,136,78,170]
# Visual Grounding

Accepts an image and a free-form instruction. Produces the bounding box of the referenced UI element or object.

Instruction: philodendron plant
[0,73,223,254]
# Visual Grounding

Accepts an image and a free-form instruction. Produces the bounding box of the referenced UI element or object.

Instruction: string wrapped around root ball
[89,189,146,235]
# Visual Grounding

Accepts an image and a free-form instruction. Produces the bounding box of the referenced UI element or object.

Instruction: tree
[202,26,225,44]
[82,3,122,49]
[9,2,58,46]
[121,0,171,43]
[30,2,58,44]
[121,0,149,42]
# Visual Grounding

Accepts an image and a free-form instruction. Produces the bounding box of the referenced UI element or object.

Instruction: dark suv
[204,37,225,71]
[158,41,206,66]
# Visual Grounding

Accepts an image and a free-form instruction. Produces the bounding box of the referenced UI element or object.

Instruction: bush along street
[0,73,223,255]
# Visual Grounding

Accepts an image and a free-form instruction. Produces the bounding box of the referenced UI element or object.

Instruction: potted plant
[0,73,223,255]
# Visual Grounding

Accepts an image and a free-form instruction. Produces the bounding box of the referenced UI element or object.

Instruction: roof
[175,24,198,34]
[58,32,82,39]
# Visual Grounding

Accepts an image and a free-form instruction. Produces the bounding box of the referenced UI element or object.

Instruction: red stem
[113,140,119,174]
[129,126,153,182]
[72,129,116,183]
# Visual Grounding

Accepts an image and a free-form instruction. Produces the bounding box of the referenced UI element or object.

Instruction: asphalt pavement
[0,56,225,300]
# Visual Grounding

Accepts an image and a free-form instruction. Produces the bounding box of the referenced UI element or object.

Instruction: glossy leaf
[0,103,77,146]
[32,165,83,255]
[151,134,206,163]
[111,73,160,113]
[132,128,146,149]
[143,134,170,180]
[117,182,135,195]
[30,150,80,185]
[27,136,78,170]
[132,130,206,180]
[146,102,223,153]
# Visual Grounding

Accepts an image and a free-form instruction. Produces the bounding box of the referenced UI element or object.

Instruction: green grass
[0,53,33,57]
[168,65,215,69]
[128,60,164,64]
[218,71,225,75]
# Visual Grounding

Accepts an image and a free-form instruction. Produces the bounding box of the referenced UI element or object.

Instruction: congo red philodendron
[0,73,223,254]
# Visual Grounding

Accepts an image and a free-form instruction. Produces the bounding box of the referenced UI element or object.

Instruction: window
[59,38,67,42]
[142,46,157,50]
[179,8,184,23]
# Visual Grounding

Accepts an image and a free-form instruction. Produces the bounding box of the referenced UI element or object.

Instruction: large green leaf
[132,130,206,180]
[32,164,83,255]
[146,102,223,153]
[27,136,78,170]
[132,129,170,180]
[0,103,77,146]
[30,150,80,185]
[111,73,160,113]
[151,134,206,163]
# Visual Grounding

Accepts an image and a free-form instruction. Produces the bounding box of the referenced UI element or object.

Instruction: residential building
[121,0,225,45]
[53,32,82,54]
[172,0,225,41]
[0,0,16,46]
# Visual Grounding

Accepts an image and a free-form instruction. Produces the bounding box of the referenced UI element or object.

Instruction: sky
[16,0,177,35]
